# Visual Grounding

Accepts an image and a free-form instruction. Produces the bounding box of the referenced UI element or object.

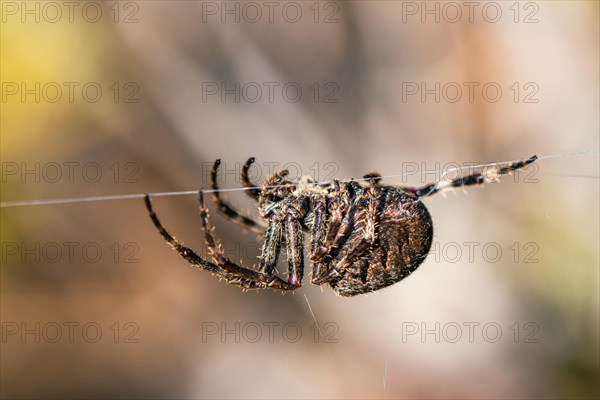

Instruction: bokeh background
[1,1,599,399]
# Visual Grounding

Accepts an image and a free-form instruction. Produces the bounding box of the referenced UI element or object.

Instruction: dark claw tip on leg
[143,194,152,211]
[288,275,300,287]
[248,157,256,163]
[214,159,222,167]
[198,190,204,204]
[529,155,538,162]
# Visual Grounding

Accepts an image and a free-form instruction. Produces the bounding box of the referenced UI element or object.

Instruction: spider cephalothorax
[144,155,537,296]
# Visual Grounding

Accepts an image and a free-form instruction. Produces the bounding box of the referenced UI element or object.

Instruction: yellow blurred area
[2,12,123,156]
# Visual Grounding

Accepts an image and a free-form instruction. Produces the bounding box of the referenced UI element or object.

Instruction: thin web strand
[1,149,597,208]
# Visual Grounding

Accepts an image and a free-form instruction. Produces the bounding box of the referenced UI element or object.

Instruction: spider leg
[254,193,308,288]
[144,194,295,291]
[197,191,296,290]
[310,179,362,264]
[307,196,329,281]
[258,215,283,275]
[312,180,379,284]
[284,213,305,287]
[310,179,340,263]
[145,195,221,275]
[210,159,264,235]
[309,196,328,259]
[242,157,261,200]
[322,180,361,252]
[406,155,538,198]
[197,191,230,265]
[310,179,363,279]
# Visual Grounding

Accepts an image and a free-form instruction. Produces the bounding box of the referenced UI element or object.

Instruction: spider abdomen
[328,187,434,296]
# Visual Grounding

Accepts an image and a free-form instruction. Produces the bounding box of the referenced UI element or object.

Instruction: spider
[144,155,537,296]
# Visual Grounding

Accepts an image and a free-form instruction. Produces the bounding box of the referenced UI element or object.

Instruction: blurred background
[1,1,598,398]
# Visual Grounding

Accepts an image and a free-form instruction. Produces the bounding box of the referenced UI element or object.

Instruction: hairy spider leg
[313,179,379,284]
[262,168,292,188]
[284,210,305,287]
[324,180,361,248]
[254,207,305,287]
[242,157,261,200]
[197,191,229,265]
[144,194,295,291]
[284,190,341,286]
[197,191,296,289]
[310,180,363,266]
[308,195,329,280]
[210,159,264,235]
[250,166,310,287]
[258,216,283,275]
[310,179,340,263]
[407,155,538,198]
[311,180,361,283]
[255,167,294,276]
[332,178,379,266]
[144,195,220,274]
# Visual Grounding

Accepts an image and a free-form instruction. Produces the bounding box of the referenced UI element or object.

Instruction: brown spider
[144,155,537,296]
